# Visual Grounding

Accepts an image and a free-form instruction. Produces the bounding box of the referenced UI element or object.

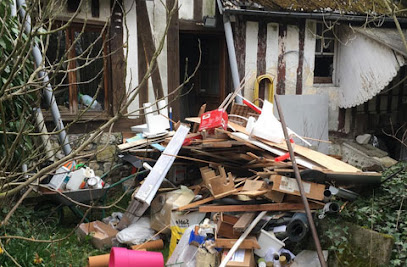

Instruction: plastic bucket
[109,247,164,267]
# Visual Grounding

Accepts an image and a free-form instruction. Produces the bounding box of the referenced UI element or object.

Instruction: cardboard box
[76,220,118,249]
[272,175,325,201]
[199,109,228,133]
[221,249,255,267]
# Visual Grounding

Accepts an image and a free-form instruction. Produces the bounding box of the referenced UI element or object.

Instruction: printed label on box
[230,249,245,262]
[279,176,311,194]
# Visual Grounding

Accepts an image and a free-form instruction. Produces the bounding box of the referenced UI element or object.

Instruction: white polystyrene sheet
[274,95,329,153]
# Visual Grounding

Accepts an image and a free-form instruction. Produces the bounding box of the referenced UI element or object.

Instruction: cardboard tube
[88,254,109,267]
[131,239,164,250]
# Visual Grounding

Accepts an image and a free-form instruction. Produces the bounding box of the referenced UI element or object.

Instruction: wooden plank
[186,117,359,172]
[296,19,305,95]
[199,202,323,212]
[215,237,260,249]
[217,214,240,239]
[135,125,190,205]
[193,0,202,21]
[277,24,287,95]
[259,137,360,173]
[272,175,325,201]
[117,132,175,151]
[257,20,267,100]
[228,120,360,172]
[177,196,215,211]
[136,0,164,99]
[233,213,256,233]
[167,0,180,121]
[192,104,206,132]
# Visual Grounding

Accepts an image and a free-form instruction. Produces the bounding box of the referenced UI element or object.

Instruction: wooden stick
[177,196,215,211]
[302,136,332,144]
[192,104,206,133]
[199,202,323,213]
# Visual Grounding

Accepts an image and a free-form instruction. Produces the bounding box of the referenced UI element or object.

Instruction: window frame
[44,20,112,121]
[313,21,338,85]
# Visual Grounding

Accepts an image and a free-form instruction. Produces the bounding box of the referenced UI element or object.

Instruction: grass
[0,189,131,266]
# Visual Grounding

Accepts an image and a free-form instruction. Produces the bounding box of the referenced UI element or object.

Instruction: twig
[0,187,33,227]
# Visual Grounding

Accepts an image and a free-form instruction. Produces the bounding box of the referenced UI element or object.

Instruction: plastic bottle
[273,253,281,267]
[66,167,95,191]
[79,93,102,110]
[258,258,267,267]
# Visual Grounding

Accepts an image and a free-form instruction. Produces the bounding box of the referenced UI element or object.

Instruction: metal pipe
[274,95,327,267]
[10,0,17,16]
[16,0,72,156]
[217,0,242,104]
[34,108,56,162]
[328,186,358,201]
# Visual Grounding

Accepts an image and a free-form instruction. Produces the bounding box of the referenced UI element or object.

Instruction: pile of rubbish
[45,96,382,267]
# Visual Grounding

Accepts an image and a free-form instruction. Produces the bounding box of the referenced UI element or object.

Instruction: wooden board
[233,213,256,233]
[177,196,215,211]
[258,137,360,173]
[118,132,175,150]
[199,202,323,212]
[186,117,361,172]
[272,175,325,201]
[215,236,260,249]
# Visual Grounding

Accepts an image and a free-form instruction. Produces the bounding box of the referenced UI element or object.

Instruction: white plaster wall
[179,0,194,20]
[265,23,279,101]
[124,0,139,118]
[302,20,339,131]
[152,1,168,98]
[284,25,299,95]
[244,21,259,99]
[203,0,216,17]
[303,20,316,90]
[59,0,111,22]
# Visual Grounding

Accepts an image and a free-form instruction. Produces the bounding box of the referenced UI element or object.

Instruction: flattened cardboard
[222,249,255,267]
[76,220,118,249]
[272,175,325,201]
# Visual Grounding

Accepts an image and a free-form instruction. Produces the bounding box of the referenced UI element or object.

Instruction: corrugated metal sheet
[355,28,407,57]
[337,26,406,108]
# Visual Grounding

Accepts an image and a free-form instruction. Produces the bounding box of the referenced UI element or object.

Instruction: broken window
[45,23,109,115]
[314,22,336,84]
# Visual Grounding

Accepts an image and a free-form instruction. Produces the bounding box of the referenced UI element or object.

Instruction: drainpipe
[16,0,72,156]
[10,0,17,16]
[217,0,242,104]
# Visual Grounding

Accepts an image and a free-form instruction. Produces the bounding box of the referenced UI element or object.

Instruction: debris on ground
[34,97,385,266]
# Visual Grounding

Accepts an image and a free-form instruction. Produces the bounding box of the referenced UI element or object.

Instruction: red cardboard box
[199,109,228,133]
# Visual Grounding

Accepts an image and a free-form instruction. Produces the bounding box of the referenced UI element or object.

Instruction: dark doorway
[179,33,226,119]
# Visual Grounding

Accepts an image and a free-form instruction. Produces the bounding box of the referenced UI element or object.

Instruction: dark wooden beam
[338,108,346,132]
[137,8,148,115]
[166,0,180,121]
[110,0,125,114]
[194,0,203,21]
[257,20,267,100]
[277,24,287,95]
[233,16,246,81]
[296,20,305,95]
[135,0,164,100]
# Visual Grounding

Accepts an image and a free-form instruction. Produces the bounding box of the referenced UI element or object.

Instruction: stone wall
[50,132,129,178]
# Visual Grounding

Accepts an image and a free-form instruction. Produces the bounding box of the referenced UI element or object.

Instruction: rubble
[48,96,383,266]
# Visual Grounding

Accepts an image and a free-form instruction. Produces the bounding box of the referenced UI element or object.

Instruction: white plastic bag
[116,217,157,245]
[166,225,198,267]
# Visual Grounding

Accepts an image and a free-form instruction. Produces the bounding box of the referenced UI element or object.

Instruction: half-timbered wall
[124,0,217,119]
